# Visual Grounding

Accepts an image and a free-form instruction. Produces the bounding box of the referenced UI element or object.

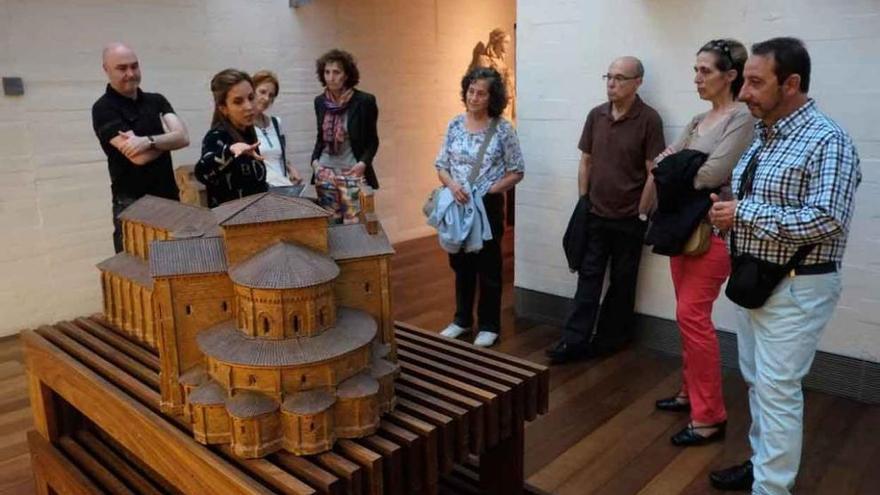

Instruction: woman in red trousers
[652,39,755,446]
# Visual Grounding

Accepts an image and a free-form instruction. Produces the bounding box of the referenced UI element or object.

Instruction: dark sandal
[655,394,691,412]
[671,421,726,446]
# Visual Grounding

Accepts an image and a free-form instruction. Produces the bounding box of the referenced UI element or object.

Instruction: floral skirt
[315,167,363,224]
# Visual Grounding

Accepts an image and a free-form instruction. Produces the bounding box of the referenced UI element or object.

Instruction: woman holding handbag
[434,66,525,348]
[310,49,379,224]
[652,39,755,446]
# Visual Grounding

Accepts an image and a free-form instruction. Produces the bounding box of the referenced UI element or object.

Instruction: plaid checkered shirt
[730,99,861,265]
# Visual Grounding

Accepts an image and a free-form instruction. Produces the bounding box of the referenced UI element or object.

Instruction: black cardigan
[311,89,380,189]
[645,149,712,256]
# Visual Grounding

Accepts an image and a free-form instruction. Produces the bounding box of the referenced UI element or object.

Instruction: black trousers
[111,195,139,253]
[448,193,505,334]
[562,214,647,352]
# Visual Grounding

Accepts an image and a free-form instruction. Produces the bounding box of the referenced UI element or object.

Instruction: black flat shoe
[545,340,592,364]
[709,460,753,491]
[671,421,726,446]
[655,395,691,412]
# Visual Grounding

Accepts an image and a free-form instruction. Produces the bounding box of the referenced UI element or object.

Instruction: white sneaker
[440,322,471,339]
[473,331,499,348]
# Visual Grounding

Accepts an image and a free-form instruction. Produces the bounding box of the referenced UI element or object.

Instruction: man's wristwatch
[147,135,156,149]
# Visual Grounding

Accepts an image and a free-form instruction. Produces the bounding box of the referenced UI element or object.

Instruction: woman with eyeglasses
[652,39,755,446]
[252,70,302,194]
[195,69,268,207]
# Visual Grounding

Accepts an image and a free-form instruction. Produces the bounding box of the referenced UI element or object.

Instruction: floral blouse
[434,115,525,195]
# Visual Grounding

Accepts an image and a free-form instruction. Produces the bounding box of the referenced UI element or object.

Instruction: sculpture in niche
[470,28,516,121]
[96,188,398,458]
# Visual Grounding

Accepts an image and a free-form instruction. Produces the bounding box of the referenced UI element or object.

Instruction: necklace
[257,116,273,147]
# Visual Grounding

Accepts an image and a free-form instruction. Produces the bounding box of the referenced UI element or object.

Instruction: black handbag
[725,245,815,309]
[724,150,816,309]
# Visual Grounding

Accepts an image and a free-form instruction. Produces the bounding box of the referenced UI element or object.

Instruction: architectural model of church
[95,190,398,458]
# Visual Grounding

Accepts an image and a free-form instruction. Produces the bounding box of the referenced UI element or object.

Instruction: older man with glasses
[547,56,665,364]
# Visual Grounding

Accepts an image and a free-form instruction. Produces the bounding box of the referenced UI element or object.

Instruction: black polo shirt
[91,84,179,200]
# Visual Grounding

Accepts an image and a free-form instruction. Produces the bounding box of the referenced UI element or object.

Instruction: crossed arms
[110,113,189,166]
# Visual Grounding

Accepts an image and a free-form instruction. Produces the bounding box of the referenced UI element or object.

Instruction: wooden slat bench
[23,316,549,495]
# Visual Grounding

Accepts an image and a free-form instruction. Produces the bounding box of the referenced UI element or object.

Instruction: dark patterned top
[195,127,268,207]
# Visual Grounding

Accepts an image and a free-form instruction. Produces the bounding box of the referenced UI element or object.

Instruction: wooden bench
[23,316,549,495]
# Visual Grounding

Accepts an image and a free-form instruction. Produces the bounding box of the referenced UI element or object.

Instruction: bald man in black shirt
[91,42,190,252]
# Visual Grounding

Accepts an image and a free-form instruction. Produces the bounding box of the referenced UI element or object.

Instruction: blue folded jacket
[427,187,493,254]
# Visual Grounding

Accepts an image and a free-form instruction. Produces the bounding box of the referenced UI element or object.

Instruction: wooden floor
[2,232,879,494]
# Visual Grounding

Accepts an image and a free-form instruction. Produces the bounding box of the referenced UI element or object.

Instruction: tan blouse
[669,103,755,195]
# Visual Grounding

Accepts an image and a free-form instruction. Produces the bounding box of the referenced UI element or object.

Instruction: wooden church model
[96,190,398,457]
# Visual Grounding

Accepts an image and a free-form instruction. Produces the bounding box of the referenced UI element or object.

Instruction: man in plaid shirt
[708,38,861,494]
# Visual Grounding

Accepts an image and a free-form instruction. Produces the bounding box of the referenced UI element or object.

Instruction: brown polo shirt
[578,95,665,219]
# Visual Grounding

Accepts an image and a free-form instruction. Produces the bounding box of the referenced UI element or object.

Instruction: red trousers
[669,234,730,424]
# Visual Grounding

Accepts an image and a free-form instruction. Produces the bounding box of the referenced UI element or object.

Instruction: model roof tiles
[328,223,395,261]
[282,390,337,415]
[118,195,220,236]
[370,359,399,379]
[229,241,339,289]
[213,193,330,227]
[97,253,153,288]
[189,381,226,405]
[197,308,376,366]
[372,341,391,360]
[149,237,228,278]
[226,390,279,418]
[179,366,209,387]
[337,373,380,399]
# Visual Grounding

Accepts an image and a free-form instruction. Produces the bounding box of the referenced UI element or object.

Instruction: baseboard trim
[515,286,880,404]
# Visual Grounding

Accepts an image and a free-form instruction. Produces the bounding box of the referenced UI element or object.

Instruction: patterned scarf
[321,88,354,155]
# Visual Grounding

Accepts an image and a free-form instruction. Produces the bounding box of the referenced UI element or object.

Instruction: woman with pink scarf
[310,49,379,223]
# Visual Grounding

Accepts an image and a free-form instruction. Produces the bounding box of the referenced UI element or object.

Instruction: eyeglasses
[602,73,640,83]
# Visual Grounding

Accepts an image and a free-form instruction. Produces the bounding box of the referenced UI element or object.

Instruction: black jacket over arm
[645,149,713,256]
[311,89,380,189]
[563,195,593,271]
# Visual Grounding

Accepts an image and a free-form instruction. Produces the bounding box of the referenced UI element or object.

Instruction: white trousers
[735,271,841,495]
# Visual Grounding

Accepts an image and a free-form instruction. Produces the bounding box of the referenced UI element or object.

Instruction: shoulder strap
[730,144,817,264]
[271,116,288,177]
[783,244,817,271]
[468,118,499,186]
[736,149,761,201]
[729,147,761,256]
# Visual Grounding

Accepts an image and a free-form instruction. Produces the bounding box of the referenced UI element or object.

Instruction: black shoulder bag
[725,150,816,309]
[271,116,288,177]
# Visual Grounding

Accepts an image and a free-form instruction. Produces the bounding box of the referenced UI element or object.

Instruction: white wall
[515,0,880,362]
[0,0,514,337]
